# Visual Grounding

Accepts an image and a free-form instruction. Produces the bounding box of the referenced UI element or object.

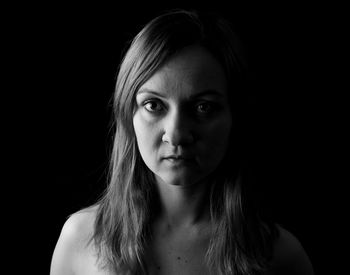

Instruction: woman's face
[133,45,232,187]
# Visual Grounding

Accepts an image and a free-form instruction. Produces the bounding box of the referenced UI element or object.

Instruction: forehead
[138,45,227,98]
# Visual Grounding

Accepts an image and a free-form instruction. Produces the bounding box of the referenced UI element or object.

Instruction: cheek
[199,116,232,160]
[133,113,161,162]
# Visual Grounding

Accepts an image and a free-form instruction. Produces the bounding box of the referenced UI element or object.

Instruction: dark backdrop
[12,2,340,274]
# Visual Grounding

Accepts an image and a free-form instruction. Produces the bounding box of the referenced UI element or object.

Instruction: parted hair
[92,9,278,274]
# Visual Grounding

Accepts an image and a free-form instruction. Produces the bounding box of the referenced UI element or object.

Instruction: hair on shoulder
[92,9,278,274]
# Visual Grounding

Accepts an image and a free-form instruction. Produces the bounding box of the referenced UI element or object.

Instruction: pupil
[199,104,209,112]
[151,103,156,109]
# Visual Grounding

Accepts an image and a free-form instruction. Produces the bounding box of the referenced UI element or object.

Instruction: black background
[8,2,343,274]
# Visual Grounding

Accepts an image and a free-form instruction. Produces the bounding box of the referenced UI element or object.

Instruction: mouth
[163,155,195,164]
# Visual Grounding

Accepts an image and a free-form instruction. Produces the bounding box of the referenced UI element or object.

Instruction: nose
[162,109,194,146]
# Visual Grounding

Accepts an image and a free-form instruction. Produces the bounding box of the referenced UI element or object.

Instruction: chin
[158,172,205,187]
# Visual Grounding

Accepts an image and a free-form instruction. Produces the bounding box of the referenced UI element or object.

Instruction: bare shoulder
[50,205,99,275]
[60,205,98,249]
[66,206,98,239]
[269,224,314,275]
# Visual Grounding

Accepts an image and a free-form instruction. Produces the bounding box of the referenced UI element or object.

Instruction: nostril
[162,131,194,146]
[162,111,195,146]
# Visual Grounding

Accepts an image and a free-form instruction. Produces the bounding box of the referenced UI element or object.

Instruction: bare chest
[145,230,212,275]
[73,244,114,275]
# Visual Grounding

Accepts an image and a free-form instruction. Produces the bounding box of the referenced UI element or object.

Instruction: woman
[50,9,314,275]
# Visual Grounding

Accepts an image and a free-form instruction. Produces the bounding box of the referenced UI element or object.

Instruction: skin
[133,45,232,187]
[50,45,314,275]
[133,45,232,273]
[133,45,232,228]
[50,209,314,275]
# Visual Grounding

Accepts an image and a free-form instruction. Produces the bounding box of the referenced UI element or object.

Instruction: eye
[143,99,164,113]
[196,102,215,114]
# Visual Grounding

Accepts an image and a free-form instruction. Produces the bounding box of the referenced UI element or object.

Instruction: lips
[162,155,195,165]
[163,155,193,160]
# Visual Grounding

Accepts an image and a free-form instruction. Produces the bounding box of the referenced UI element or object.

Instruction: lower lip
[164,158,194,165]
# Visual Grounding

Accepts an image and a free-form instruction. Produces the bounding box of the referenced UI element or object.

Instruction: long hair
[93,9,278,274]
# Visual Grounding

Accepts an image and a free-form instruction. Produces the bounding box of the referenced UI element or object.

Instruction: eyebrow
[137,88,224,99]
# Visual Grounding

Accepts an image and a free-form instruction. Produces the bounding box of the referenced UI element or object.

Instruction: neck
[154,176,211,228]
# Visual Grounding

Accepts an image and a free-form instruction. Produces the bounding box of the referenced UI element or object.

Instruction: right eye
[143,99,164,113]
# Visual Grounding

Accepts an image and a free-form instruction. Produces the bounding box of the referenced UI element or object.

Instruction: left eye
[196,102,214,114]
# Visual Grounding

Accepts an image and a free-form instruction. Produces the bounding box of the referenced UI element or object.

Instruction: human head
[133,44,233,187]
[112,9,247,187]
[98,10,270,274]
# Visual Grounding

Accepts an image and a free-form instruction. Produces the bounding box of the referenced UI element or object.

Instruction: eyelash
[143,99,165,113]
[141,99,218,116]
[195,102,216,114]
